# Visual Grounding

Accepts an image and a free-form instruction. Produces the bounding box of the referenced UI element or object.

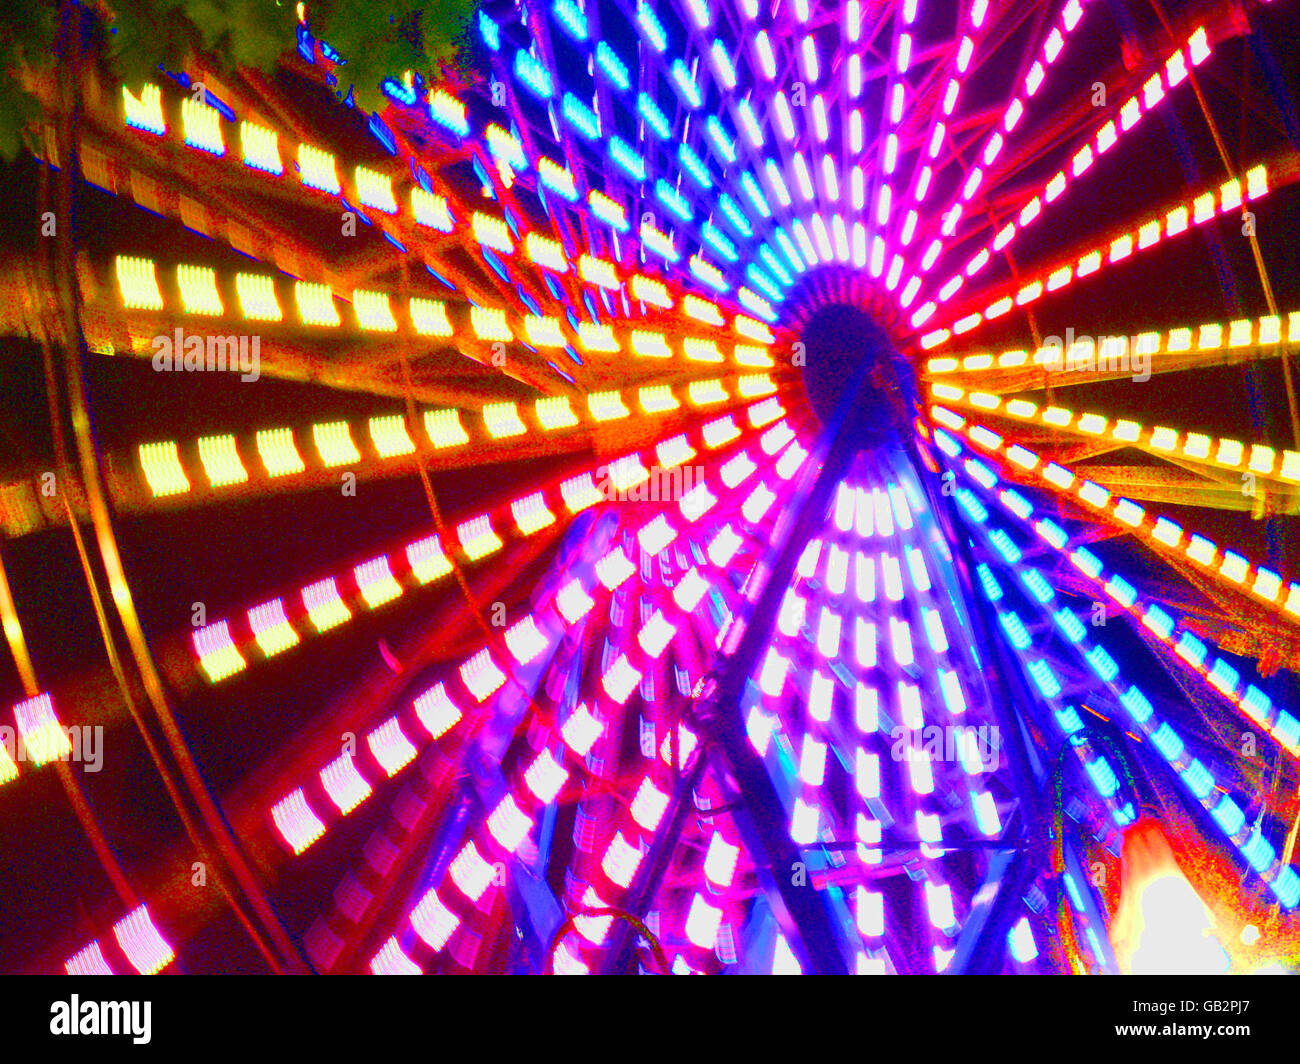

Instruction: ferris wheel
[2,0,1300,975]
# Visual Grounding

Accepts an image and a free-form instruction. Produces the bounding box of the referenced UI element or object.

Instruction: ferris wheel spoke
[110,67,635,368]
[940,425,1300,752]
[922,308,1300,397]
[107,382,776,520]
[308,430,816,970]
[241,530,566,815]
[896,0,1067,250]
[87,246,784,400]
[918,152,1287,344]
[951,481,1300,904]
[882,0,1006,269]
[932,406,1300,650]
[179,399,791,687]
[908,18,1212,316]
[925,384,1300,502]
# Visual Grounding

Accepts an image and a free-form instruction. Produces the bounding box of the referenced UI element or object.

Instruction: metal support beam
[606,331,884,975]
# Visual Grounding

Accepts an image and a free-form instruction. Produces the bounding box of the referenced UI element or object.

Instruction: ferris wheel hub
[797,302,915,449]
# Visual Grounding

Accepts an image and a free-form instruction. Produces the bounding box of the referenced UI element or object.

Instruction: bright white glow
[816,607,842,659]
[855,750,880,799]
[855,683,879,731]
[1119,874,1231,975]
[791,798,820,843]
[809,671,835,722]
[956,37,974,73]
[685,894,723,949]
[856,887,884,938]
[926,882,957,932]
[801,37,820,81]
[799,735,828,786]
[754,32,776,80]
[897,34,912,74]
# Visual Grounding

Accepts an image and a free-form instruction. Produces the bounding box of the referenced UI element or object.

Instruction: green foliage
[313,0,482,112]
[106,0,301,89]
[0,0,482,160]
[0,0,60,159]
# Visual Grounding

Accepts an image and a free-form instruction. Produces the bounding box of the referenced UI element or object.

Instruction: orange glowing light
[1109,820,1230,974]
